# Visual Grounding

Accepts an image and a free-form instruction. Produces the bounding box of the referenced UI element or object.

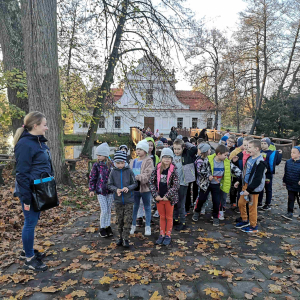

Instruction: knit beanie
[261,137,271,146]
[161,147,174,159]
[237,137,244,147]
[293,146,300,153]
[156,140,163,147]
[176,135,183,140]
[160,137,168,144]
[95,142,110,157]
[136,139,149,153]
[114,150,127,162]
[221,136,229,142]
[119,144,128,152]
[198,143,210,153]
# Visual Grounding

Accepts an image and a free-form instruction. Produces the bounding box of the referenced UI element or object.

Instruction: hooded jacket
[260,149,282,175]
[242,155,267,194]
[149,162,180,205]
[107,165,137,204]
[283,159,300,192]
[145,137,160,166]
[129,155,154,193]
[14,131,53,205]
[89,161,113,195]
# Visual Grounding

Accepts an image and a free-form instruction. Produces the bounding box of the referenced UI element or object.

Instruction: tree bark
[81,0,129,158]
[0,0,28,133]
[20,0,72,185]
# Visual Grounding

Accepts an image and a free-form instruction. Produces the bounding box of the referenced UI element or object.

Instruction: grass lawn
[63,133,131,147]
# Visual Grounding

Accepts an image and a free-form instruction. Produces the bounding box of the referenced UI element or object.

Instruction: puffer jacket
[194,155,211,191]
[89,161,112,195]
[261,149,282,175]
[149,162,180,205]
[14,131,53,205]
[283,159,300,192]
[145,137,160,166]
[107,166,137,204]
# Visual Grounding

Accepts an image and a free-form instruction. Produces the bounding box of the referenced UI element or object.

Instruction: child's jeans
[173,185,188,223]
[157,201,174,236]
[97,194,114,228]
[115,203,133,240]
[21,201,40,258]
[258,174,273,205]
[239,184,258,227]
[132,191,151,226]
[137,199,145,218]
[194,183,221,219]
[220,191,228,211]
[287,191,300,213]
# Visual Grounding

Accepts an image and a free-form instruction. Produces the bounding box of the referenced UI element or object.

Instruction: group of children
[88,133,300,247]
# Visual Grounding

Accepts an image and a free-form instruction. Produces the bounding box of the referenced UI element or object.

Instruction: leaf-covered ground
[1,159,300,300]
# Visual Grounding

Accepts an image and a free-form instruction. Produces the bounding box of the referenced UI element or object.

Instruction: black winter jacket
[283,159,300,192]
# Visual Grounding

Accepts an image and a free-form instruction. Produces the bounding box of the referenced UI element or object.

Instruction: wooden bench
[65,159,80,171]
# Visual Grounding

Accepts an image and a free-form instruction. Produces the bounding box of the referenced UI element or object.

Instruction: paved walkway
[1,161,300,300]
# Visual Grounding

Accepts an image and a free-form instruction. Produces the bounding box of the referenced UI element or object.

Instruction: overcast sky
[176,0,247,90]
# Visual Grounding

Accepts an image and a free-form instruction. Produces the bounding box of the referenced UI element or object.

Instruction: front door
[144,117,154,133]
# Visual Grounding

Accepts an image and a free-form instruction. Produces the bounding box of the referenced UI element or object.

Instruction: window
[82,122,88,128]
[115,116,121,129]
[207,118,213,129]
[177,117,183,129]
[98,116,105,128]
[192,118,198,129]
[146,89,153,104]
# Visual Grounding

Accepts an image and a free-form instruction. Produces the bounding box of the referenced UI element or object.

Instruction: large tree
[0,0,28,133]
[20,0,71,184]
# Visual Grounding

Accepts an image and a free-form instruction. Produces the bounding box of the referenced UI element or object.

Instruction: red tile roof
[110,88,215,111]
[175,90,215,111]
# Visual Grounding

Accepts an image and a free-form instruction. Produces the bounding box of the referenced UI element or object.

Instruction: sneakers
[155,235,165,245]
[23,256,48,272]
[130,225,136,235]
[257,203,263,208]
[261,204,271,211]
[136,218,143,227]
[236,221,250,228]
[282,213,293,221]
[116,238,123,246]
[106,226,113,236]
[145,226,151,236]
[173,219,180,226]
[241,225,259,233]
[213,218,219,227]
[20,249,45,261]
[163,236,171,246]
[219,211,224,220]
[175,223,187,231]
[153,210,160,218]
[231,203,237,209]
[123,240,130,248]
[192,212,200,222]
[99,228,108,237]
[200,207,206,215]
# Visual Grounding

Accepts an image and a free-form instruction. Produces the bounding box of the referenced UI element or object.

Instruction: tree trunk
[20,0,72,185]
[81,0,129,158]
[0,0,28,134]
[213,68,219,129]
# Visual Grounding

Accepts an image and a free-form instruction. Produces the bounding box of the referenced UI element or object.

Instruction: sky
[176,0,247,90]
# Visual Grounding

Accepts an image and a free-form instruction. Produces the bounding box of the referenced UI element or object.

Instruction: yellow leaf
[99,276,114,284]
[268,284,282,294]
[213,243,219,249]
[62,248,69,252]
[41,286,58,293]
[203,287,224,299]
[149,291,162,300]
[117,292,125,298]
[246,259,262,266]
[207,269,222,276]
[43,241,55,247]
[69,290,86,298]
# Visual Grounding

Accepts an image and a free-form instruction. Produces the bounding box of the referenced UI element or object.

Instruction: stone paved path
[1,162,300,300]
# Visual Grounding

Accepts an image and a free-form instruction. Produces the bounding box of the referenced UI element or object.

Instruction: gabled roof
[175,90,215,111]
[110,88,215,111]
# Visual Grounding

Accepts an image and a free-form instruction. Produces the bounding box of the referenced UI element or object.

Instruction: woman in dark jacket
[199,128,208,141]
[13,111,51,271]
[169,126,178,142]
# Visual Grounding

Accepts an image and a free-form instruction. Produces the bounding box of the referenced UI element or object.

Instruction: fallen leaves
[149,291,162,300]
[268,284,282,294]
[99,276,114,284]
[65,290,86,299]
[207,269,222,276]
[41,286,58,293]
[246,259,262,266]
[203,287,224,299]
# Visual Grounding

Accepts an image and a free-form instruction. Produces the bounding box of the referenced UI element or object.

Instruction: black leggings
[288,191,300,213]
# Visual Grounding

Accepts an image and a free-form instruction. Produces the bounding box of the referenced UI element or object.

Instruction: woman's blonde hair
[13,111,46,146]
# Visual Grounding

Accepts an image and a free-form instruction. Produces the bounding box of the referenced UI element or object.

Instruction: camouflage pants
[115,203,134,240]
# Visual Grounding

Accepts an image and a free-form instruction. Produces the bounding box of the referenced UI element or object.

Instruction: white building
[73,56,221,135]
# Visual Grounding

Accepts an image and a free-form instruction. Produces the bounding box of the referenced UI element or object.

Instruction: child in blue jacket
[258,138,282,210]
[282,146,300,220]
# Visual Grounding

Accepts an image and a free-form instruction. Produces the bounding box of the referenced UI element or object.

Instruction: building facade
[73,57,221,135]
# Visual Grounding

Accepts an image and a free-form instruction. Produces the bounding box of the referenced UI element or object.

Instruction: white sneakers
[130,225,136,235]
[153,210,160,218]
[200,207,206,215]
[219,211,224,220]
[145,226,151,236]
